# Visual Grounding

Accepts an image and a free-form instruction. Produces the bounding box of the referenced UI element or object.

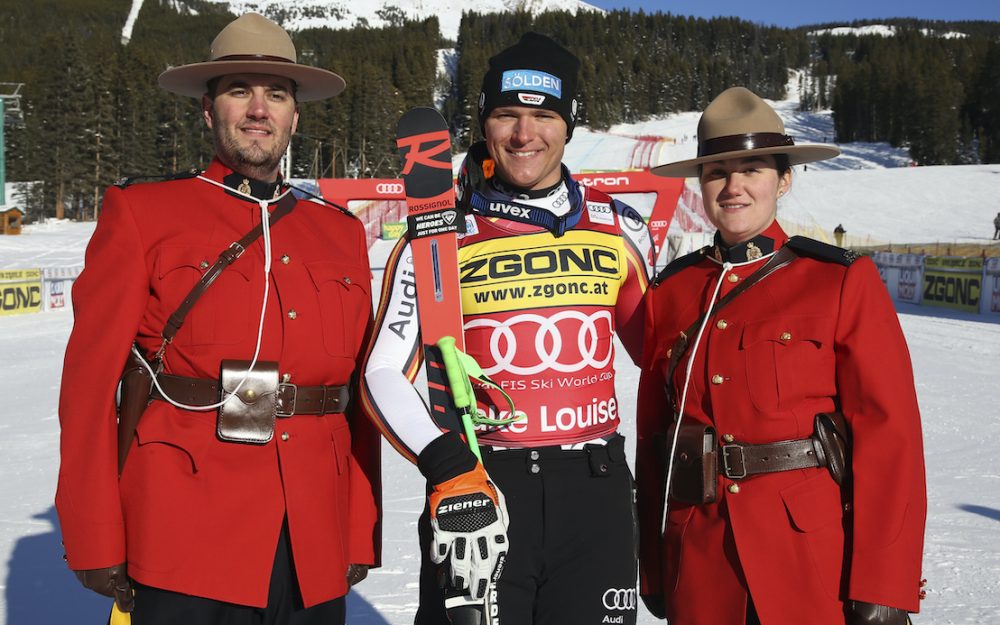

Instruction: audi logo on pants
[376,182,404,195]
[602,588,636,610]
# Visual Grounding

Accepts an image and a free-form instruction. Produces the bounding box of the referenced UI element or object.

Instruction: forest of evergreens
[1,0,998,220]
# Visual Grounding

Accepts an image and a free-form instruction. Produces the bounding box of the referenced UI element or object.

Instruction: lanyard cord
[133,177,286,411]
[660,251,777,534]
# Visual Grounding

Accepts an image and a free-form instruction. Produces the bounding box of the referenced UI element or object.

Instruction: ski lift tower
[1,82,26,209]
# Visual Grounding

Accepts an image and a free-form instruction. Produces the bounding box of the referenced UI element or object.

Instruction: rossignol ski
[396,106,502,625]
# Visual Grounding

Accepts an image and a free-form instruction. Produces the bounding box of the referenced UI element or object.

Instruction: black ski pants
[415,434,638,625]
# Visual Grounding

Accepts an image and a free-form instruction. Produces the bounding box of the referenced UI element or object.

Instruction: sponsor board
[0,269,43,316]
[922,256,983,313]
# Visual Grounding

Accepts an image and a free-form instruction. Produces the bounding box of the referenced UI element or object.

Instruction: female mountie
[636,87,926,625]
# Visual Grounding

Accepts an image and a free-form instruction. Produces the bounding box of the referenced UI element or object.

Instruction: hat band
[213,54,295,63]
[698,132,794,158]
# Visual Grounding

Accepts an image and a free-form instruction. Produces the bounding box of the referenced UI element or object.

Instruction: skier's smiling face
[484,106,567,191]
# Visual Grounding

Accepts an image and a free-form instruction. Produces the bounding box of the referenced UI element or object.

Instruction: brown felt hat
[652,87,840,178]
[158,13,344,102]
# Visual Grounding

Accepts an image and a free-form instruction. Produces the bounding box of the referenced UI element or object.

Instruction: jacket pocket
[155,245,252,346]
[781,474,847,600]
[306,261,371,358]
[740,316,832,410]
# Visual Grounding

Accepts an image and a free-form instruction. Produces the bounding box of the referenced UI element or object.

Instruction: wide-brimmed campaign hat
[158,12,345,102]
[652,87,840,178]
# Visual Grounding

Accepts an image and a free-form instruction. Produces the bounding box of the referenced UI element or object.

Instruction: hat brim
[651,144,841,178]
[158,60,345,102]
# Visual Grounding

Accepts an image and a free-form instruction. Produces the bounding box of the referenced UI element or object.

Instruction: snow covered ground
[2,87,1000,624]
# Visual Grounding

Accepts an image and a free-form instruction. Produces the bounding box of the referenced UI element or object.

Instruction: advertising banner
[0,269,43,316]
[380,221,407,240]
[983,257,1000,316]
[922,256,983,313]
[872,252,924,304]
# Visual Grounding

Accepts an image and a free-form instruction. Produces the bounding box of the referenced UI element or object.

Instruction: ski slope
[2,89,999,624]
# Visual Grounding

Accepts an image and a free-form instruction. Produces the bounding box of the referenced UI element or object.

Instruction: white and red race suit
[361,150,652,461]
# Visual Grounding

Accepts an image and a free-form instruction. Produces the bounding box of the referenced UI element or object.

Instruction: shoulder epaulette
[113,168,200,189]
[785,236,858,266]
[653,245,712,286]
[287,185,356,219]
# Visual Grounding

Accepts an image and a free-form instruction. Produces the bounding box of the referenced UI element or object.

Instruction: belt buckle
[722,444,747,479]
[276,383,297,417]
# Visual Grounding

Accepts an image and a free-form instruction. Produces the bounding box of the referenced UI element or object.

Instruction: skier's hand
[419,432,508,600]
[845,600,909,625]
[73,562,135,612]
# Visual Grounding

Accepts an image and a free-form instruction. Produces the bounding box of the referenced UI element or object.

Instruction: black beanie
[478,32,580,140]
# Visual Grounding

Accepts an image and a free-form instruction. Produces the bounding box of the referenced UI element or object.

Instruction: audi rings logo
[465,310,613,376]
[376,182,404,195]
[602,588,636,611]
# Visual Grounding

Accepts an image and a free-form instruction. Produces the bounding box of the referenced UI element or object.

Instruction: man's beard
[214,124,289,181]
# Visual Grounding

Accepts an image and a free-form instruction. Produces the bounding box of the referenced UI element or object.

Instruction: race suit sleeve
[613,199,652,365]
[55,187,148,569]
[360,237,450,463]
[836,257,927,611]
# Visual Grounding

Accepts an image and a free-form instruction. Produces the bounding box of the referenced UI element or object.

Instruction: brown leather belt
[150,373,350,417]
[720,437,825,479]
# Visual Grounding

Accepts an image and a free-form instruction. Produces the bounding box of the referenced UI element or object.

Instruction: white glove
[428,462,509,600]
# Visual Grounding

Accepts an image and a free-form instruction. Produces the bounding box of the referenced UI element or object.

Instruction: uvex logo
[487,202,533,220]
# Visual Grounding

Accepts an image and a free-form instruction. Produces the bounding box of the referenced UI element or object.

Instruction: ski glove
[846,600,909,625]
[419,432,509,600]
[73,562,134,612]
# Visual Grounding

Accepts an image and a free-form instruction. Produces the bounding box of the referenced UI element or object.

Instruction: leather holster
[813,411,852,487]
[218,360,279,444]
[117,344,157,473]
[666,421,718,504]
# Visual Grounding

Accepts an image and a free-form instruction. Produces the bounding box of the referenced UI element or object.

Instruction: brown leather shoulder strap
[159,191,298,349]
[664,245,799,405]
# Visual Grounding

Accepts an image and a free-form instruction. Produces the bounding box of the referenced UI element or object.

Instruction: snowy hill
[125,0,602,41]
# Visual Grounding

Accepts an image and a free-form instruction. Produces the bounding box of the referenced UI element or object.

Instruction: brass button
[243,389,256,401]
[716,319,728,330]
[728,483,741,494]
[666,348,672,358]
[711,374,724,385]
[722,433,735,443]
[344,276,352,285]
[199,260,209,270]
[280,254,290,265]
[727,273,739,283]
[780,331,792,341]
[287,309,298,320]
[281,432,289,441]
[281,372,292,383]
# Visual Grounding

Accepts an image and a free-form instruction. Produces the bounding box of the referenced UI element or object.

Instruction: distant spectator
[835,223,846,247]
[993,212,1000,240]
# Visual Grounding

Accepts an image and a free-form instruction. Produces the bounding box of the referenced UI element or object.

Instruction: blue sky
[584,1,1000,28]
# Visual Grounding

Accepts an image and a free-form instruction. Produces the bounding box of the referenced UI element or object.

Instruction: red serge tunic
[56,160,381,608]
[636,221,926,624]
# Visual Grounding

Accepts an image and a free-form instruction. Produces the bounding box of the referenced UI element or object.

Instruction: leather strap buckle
[722,444,747,479]
[276,383,298,417]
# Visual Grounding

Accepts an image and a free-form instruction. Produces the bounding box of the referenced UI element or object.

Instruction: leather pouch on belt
[218,360,279,444]
[813,411,851,487]
[666,421,718,504]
